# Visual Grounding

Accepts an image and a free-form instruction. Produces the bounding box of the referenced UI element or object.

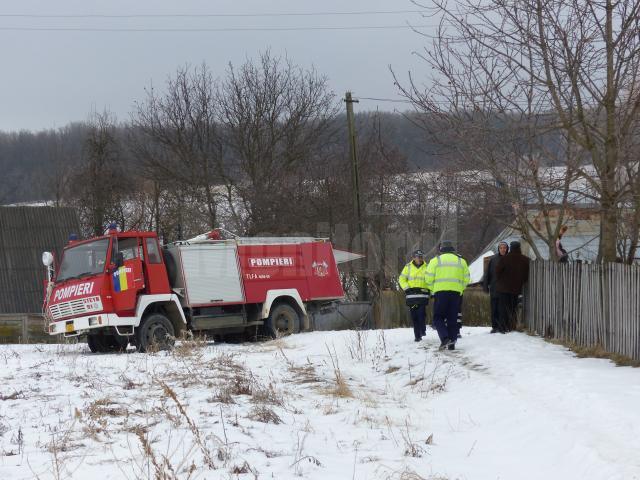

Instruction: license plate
[65,322,74,333]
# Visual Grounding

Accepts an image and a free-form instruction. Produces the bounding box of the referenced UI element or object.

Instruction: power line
[0,24,438,33]
[357,95,573,108]
[357,96,412,103]
[0,10,430,19]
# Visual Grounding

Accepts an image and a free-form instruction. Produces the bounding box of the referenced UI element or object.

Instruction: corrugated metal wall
[0,206,80,314]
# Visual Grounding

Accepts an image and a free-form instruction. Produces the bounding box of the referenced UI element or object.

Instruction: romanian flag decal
[112,266,132,293]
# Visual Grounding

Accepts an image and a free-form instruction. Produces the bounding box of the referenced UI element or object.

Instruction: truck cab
[44,229,185,352]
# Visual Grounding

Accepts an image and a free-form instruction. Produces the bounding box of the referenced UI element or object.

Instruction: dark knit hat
[439,240,455,253]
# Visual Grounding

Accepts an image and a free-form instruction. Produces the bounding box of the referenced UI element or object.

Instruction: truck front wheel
[136,313,175,352]
[264,303,301,338]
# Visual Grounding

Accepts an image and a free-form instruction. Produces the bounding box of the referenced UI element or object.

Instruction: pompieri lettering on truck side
[248,257,295,267]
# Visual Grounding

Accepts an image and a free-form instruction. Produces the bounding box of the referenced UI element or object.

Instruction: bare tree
[399,0,640,262]
[619,144,640,263]
[131,63,224,231]
[44,124,87,207]
[67,110,128,236]
[216,50,339,234]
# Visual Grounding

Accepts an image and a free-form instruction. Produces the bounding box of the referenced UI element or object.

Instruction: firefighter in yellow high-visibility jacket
[425,241,470,350]
[398,249,430,342]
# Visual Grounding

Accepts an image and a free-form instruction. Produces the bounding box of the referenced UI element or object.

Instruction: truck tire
[136,313,175,352]
[264,303,300,338]
[87,334,128,353]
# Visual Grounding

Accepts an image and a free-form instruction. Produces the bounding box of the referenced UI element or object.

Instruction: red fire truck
[42,228,357,352]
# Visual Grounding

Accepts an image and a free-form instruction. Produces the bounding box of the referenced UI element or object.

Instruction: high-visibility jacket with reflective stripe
[425,253,470,294]
[398,261,428,291]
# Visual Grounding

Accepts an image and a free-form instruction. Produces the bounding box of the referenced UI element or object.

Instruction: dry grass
[172,332,209,359]
[251,381,285,407]
[205,360,286,408]
[324,343,354,398]
[319,402,339,415]
[358,391,379,409]
[384,468,449,480]
[229,371,254,396]
[400,419,426,458]
[248,405,282,424]
[0,390,24,401]
[85,398,127,419]
[4,333,458,478]
[119,374,140,390]
[406,375,425,387]
[207,387,236,405]
[134,426,180,480]
[288,363,321,384]
[547,339,640,367]
[259,337,291,352]
[346,329,369,362]
[279,347,321,385]
[246,446,285,458]
[158,379,218,469]
[231,461,258,477]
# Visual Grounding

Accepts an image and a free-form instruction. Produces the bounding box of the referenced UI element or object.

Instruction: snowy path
[0,328,639,479]
[423,331,640,480]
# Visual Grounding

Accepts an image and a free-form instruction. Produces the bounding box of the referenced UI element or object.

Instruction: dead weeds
[248,405,282,424]
[324,343,354,398]
[547,339,640,367]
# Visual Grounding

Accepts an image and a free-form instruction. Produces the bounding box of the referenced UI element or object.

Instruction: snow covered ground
[1,328,639,480]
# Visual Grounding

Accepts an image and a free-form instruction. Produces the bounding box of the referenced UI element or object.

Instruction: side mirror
[42,251,54,267]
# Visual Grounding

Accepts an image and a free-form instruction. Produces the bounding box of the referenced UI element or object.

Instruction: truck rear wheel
[136,313,175,352]
[87,334,128,353]
[264,303,301,338]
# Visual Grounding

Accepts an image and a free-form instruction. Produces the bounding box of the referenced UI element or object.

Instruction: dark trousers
[490,296,500,330]
[409,304,427,340]
[432,291,461,343]
[498,293,518,332]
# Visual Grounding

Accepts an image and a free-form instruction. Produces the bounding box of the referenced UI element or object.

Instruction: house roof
[0,206,79,314]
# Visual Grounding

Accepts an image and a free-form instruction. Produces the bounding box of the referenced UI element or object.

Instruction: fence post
[21,314,28,343]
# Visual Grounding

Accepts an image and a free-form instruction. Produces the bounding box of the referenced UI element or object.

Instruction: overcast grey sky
[0,0,434,132]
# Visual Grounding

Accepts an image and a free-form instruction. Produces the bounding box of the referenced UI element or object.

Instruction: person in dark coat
[495,241,530,332]
[482,241,509,333]
[556,225,569,263]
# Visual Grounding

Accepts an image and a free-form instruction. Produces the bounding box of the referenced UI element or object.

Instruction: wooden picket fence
[525,261,640,360]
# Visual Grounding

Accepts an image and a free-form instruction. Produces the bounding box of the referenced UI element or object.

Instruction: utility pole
[345,91,367,301]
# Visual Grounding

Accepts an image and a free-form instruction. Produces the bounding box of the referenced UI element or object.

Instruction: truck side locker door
[303,242,343,299]
[111,237,145,314]
[179,243,244,305]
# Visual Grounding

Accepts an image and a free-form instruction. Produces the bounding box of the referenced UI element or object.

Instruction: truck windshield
[56,238,110,283]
